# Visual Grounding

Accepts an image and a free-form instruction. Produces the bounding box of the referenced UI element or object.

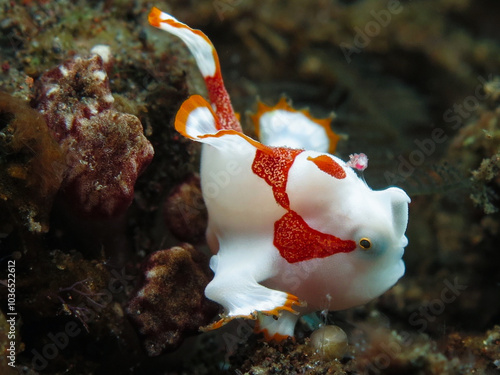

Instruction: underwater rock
[351,324,449,375]
[163,173,207,243]
[0,92,65,233]
[310,325,348,360]
[229,336,347,375]
[127,243,218,356]
[470,153,500,214]
[33,54,154,217]
[445,325,500,373]
[446,93,500,214]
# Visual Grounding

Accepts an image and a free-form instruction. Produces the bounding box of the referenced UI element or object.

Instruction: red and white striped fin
[148,7,241,132]
[175,95,269,153]
[175,95,221,141]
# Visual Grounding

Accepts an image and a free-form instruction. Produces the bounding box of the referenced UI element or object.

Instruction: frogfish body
[149,7,410,341]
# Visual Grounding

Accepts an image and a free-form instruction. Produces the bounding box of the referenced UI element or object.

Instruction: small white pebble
[146,269,158,279]
[90,44,112,64]
[93,70,107,82]
[45,85,60,97]
[59,65,69,77]
[103,93,115,103]
[494,359,500,369]
[310,325,348,359]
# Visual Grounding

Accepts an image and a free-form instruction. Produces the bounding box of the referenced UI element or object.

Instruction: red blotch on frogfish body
[274,210,356,263]
[307,155,346,179]
[251,146,304,209]
[251,145,354,263]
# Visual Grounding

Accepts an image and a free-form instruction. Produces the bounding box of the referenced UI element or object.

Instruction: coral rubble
[163,174,207,243]
[33,54,154,217]
[127,243,219,356]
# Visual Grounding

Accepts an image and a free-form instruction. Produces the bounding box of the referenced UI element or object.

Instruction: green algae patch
[0,91,65,233]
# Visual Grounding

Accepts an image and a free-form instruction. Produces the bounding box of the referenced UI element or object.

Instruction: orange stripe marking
[147,7,162,28]
[307,155,346,179]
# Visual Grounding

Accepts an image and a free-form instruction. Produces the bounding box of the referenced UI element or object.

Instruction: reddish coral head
[34,53,154,218]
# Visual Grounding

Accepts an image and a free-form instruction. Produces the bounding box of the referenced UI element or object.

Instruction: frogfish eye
[359,238,372,250]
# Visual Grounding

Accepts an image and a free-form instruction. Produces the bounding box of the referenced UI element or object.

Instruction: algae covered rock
[127,243,219,356]
[34,53,154,217]
[0,92,65,233]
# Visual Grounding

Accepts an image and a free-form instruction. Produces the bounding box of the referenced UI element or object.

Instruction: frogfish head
[340,186,410,304]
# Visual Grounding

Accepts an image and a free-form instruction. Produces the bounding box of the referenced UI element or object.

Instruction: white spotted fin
[251,97,341,153]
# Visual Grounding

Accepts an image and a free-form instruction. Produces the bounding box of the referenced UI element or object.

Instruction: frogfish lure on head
[148,7,410,341]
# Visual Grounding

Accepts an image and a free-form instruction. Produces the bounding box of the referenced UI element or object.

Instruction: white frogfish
[149,7,410,341]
